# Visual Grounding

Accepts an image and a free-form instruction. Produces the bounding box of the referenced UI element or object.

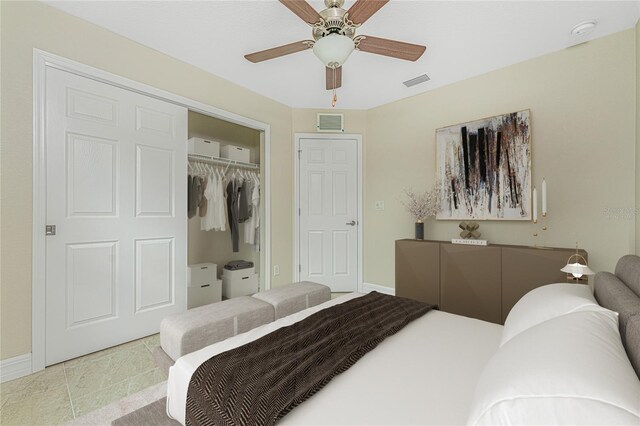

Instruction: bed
[167,255,640,425]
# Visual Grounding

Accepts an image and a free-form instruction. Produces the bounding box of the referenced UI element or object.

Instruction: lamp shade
[313,34,355,68]
[561,262,595,278]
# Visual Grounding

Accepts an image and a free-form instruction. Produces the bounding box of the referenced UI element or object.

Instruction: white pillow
[467,310,640,425]
[501,283,611,346]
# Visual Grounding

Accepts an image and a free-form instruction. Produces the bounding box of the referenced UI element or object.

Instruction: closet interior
[187,111,264,308]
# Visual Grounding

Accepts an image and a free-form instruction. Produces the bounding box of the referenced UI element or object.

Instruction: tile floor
[0,334,166,426]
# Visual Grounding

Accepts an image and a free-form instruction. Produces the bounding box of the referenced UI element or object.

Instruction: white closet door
[45,68,187,365]
[299,138,358,292]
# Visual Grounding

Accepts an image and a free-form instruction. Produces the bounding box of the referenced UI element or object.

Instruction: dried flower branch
[401,185,439,222]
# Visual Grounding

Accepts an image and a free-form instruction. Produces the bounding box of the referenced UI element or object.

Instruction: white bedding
[166,293,503,425]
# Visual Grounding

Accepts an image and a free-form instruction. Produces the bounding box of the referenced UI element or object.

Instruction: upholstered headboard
[594,255,640,378]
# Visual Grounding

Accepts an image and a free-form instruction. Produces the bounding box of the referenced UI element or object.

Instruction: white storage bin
[222,266,256,278]
[188,279,222,309]
[220,144,251,163]
[222,273,259,299]
[188,263,217,287]
[188,137,220,158]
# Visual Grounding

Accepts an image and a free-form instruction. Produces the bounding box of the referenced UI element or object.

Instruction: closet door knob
[346,220,357,226]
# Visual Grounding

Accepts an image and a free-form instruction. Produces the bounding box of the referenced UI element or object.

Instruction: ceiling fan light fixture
[313,34,355,68]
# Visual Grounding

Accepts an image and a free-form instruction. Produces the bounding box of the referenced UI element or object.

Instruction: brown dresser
[395,240,588,324]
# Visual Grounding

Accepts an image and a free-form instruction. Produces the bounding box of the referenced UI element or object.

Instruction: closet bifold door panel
[395,240,439,305]
[44,67,188,365]
[439,245,502,324]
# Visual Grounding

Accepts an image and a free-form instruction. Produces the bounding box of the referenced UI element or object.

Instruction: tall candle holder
[532,178,549,248]
[533,212,549,247]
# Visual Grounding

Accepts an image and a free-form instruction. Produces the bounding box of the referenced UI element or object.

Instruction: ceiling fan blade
[245,41,313,63]
[326,66,342,90]
[279,0,322,25]
[347,0,389,25]
[356,35,426,61]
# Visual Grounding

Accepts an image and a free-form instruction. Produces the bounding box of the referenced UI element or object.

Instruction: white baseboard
[362,282,395,296]
[0,353,32,383]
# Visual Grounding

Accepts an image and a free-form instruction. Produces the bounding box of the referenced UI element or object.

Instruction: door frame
[32,49,272,373]
[293,133,363,293]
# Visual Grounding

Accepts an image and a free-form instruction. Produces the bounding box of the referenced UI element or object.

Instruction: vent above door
[317,113,344,133]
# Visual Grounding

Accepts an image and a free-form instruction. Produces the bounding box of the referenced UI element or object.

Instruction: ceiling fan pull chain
[331,66,338,107]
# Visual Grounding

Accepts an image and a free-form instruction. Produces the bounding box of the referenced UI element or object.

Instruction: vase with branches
[401,186,439,239]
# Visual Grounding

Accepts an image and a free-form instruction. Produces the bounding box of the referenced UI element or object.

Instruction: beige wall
[292,109,367,135]
[636,19,640,255]
[187,112,261,278]
[0,1,294,360]
[365,29,636,289]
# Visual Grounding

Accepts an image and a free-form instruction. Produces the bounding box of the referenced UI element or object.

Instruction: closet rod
[188,153,259,170]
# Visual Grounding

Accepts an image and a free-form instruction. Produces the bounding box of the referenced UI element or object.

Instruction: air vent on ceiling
[403,74,431,88]
[317,113,344,133]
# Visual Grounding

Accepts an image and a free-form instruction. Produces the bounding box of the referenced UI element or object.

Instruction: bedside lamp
[561,243,594,282]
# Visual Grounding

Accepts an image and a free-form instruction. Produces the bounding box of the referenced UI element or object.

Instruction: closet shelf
[188,153,259,170]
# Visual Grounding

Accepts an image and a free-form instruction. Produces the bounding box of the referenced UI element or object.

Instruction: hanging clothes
[253,176,260,244]
[244,174,260,246]
[227,178,240,253]
[199,176,208,217]
[208,173,221,231]
[187,175,194,218]
[188,159,260,253]
[201,174,215,231]
[238,178,250,223]
[188,175,201,219]
[218,172,227,232]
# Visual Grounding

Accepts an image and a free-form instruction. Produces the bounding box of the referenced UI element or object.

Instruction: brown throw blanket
[185,292,435,426]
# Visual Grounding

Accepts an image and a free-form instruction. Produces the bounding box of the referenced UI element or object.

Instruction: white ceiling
[44,1,640,109]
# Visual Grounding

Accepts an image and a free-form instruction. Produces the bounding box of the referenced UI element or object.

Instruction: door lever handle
[346,220,357,226]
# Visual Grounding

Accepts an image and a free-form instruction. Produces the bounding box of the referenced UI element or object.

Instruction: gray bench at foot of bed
[253,281,331,320]
[160,296,274,361]
[160,282,332,361]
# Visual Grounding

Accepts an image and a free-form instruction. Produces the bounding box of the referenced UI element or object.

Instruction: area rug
[111,398,179,426]
[68,382,168,426]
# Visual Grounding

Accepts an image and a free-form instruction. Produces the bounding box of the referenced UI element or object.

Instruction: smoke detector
[571,20,597,36]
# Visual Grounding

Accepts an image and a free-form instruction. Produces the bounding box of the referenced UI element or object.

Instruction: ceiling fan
[244,0,426,106]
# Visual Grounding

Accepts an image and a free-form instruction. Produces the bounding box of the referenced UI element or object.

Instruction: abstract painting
[436,110,531,220]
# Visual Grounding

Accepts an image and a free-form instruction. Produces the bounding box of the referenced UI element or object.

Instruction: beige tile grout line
[142,335,159,355]
[62,363,77,419]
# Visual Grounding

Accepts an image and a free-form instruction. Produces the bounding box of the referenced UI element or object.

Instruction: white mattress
[166,293,503,425]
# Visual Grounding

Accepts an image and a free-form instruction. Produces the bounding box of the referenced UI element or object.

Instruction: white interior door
[45,67,187,365]
[298,137,359,292]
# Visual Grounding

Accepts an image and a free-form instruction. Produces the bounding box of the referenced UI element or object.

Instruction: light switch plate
[374,201,385,211]
[273,265,280,276]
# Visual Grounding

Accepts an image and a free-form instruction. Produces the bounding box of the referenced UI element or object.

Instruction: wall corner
[636,19,640,255]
